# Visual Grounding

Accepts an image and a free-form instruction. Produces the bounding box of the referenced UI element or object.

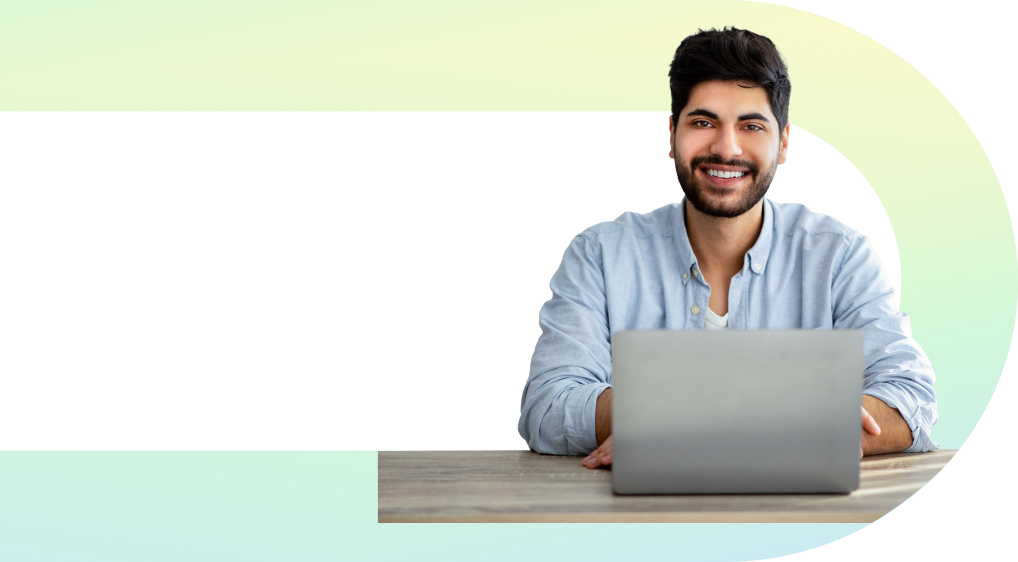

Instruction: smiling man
[518,28,938,468]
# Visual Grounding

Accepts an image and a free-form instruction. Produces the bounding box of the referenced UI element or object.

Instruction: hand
[860,405,881,458]
[582,435,613,468]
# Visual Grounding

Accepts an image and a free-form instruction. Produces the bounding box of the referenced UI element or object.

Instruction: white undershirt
[704,307,729,330]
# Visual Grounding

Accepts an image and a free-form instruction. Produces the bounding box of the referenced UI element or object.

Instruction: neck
[684,198,764,276]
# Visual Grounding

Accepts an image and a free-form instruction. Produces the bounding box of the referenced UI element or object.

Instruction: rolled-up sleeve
[519,234,613,455]
[832,234,939,452]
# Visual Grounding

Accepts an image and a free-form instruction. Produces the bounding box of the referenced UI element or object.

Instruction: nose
[710,125,742,161]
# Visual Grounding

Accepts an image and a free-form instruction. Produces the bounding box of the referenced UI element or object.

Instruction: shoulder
[576,203,680,242]
[769,200,862,244]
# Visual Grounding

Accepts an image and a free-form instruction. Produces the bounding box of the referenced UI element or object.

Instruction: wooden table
[378,449,954,523]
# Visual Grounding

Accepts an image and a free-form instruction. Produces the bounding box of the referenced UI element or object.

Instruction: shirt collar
[672,198,775,285]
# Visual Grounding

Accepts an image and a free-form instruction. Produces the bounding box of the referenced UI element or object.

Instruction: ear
[668,116,676,159]
[778,123,790,164]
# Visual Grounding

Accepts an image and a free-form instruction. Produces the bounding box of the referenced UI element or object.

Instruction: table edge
[379,511,884,523]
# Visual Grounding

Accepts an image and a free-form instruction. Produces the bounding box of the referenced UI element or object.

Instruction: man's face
[669,80,789,218]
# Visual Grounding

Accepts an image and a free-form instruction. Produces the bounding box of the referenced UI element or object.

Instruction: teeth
[707,169,745,179]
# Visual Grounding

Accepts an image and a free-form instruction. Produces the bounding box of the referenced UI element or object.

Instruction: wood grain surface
[378,449,954,523]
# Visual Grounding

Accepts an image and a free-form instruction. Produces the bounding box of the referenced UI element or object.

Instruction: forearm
[595,388,612,445]
[861,394,913,455]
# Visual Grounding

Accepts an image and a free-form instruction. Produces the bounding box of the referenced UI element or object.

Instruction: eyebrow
[685,108,771,123]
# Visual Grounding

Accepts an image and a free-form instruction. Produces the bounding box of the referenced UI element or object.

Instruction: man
[517,27,938,468]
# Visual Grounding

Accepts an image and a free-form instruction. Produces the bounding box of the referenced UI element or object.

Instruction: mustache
[690,155,760,176]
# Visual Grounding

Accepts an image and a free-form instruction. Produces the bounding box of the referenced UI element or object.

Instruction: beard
[674,153,778,219]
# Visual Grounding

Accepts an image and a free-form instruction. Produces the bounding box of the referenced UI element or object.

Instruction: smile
[696,165,753,187]
[705,168,746,179]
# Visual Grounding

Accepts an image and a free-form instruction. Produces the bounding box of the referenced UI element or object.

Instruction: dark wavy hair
[669,27,790,133]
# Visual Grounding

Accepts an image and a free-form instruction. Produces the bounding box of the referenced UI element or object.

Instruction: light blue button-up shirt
[519,199,938,456]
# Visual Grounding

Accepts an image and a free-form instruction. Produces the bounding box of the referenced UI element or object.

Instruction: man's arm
[833,234,939,453]
[519,233,613,456]
[862,394,914,455]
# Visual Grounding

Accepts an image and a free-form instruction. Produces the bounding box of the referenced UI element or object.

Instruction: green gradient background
[0,1,1011,561]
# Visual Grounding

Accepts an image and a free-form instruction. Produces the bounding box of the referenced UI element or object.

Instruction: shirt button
[682,272,688,280]
[754,263,762,272]
[691,306,701,315]
[692,270,699,278]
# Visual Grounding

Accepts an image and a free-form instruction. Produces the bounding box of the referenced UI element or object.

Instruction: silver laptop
[611,330,863,494]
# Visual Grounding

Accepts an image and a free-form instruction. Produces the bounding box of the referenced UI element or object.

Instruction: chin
[682,184,766,219]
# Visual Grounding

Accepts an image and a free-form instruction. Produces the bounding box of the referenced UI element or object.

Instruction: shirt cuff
[902,428,939,454]
[863,386,940,453]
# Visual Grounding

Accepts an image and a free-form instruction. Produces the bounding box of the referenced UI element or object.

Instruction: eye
[692,120,713,128]
[743,123,764,131]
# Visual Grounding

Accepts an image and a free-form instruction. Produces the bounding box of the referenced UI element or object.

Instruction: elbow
[518,403,570,456]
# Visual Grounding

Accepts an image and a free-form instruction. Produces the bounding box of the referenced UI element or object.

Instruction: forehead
[682,80,774,120]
